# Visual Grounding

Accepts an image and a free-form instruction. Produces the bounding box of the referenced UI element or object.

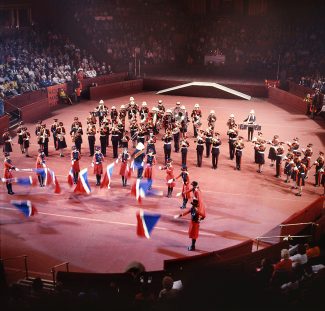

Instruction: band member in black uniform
[195,135,205,167]
[110,106,118,124]
[146,132,156,154]
[130,119,138,148]
[86,122,96,156]
[284,152,294,183]
[111,124,120,159]
[137,125,146,145]
[227,113,236,130]
[16,122,24,154]
[56,122,67,157]
[234,136,245,170]
[117,120,125,148]
[144,148,156,190]
[163,109,173,132]
[87,111,97,125]
[162,130,173,164]
[50,118,59,150]
[180,105,189,139]
[202,127,213,158]
[2,130,13,155]
[95,100,108,124]
[71,146,81,184]
[314,151,324,187]
[175,165,191,209]
[71,117,82,131]
[207,110,217,130]
[157,99,165,116]
[311,89,324,119]
[243,109,256,141]
[172,122,180,153]
[180,136,190,167]
[253,132,263,164]
[295,160,307,196]
[121,130,130,149]
[21,127,31,157]
[41,124,51,156]
[275,143,285,178]
[92,146,104,186]
[211,132,222,169]
[267,135,279,167]
[98,123,108,156]
[127,100,138,121]
[139,102,149,124]
[301,143,313,179]
[227,125,238,160]
[287,137,300,154]
[256,140,266,173]
[191,104,202,138]
[70,121,83,154]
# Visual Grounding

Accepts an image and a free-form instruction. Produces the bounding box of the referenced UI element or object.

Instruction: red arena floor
[1,91,325,280]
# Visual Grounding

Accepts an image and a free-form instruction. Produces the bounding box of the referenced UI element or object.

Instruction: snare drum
[254,125,262,131]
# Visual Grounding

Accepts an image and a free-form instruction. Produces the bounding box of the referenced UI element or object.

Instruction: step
[16,277,55,292]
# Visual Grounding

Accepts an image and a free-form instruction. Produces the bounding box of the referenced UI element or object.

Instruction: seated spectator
[274,249,293,273]
[290,244,308,268]
[254,258,274,287]
[305,243,321,259]
[58,88,72,105]
[158,276,180,301]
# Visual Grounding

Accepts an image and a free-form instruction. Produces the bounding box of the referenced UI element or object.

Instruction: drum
[239,123,247,130]
[254,124,262,131]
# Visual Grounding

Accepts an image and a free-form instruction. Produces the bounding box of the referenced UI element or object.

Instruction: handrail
[0,255,29,279]
[255,235,312,250]
[279,222,318,227]
[51,262,69,286]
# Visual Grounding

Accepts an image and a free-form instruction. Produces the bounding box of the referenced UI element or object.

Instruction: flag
[100,162,114,189]
[15,177,33,186]
[49,170,61,194]
[131,178,150,204]
[10,200,37,217]
[67,168,74,187]
[74,168,91,194]
[136,210,161,239]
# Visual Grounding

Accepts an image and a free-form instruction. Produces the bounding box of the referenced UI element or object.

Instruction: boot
[96,175,101,186]
[8,184,14,195]
[122,176,125,186]
[188,239,196,251]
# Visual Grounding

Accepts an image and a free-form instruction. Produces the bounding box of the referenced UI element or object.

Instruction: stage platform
[1,90,325,281]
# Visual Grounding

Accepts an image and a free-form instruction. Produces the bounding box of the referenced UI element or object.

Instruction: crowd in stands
[0,27,112,99]
[299,75,325,93]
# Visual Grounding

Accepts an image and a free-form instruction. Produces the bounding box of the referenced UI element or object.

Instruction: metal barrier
[255,235,312,250]
[51,262,69,286]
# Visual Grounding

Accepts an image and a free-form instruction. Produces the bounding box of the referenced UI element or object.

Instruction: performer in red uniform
[71,146,81,184]
[119,148,131,187]
[3,153,17,195]
[176,198,205,251]
[160,158,176,198]
[175,165,191,209]
[35,149,46,187]
[92,146,104,186]
[144,148,156,190]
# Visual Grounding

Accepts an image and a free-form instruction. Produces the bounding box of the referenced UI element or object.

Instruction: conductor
[243,109,256,141]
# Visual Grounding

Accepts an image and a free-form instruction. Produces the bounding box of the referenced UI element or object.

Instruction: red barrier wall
[280,197,324,236]
[81,72,128,89]
[288,81,312,98]
[0,114,10,143]
[20,99,50,123]
[47,83,67,108]
[268,87,306,114]
[143,78,267,98]
[5,90,48,112]
[90,79,143,101]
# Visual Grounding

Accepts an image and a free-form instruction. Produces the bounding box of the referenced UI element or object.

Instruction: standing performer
[175,165,191,209]
[95,100,108,124]
[191,104,202,138]
[144,148,156,190]
[256,140,266,173]
[131,142,146,179]
[110,106,118,124]
[163,109,173,133]
[267,135,280,167]
[207,110,217,130]
[3,153,16,195]
[98,123,108,157]
[56,122,67,157]
[119,148,131,187]
[92,146,104,186]
[146,132,156,154]
[162,130,173,164]
[2,130,13,155]
[211,133,222,169]
[127,100,138,121]
[243,109,257,141]
[16,122,24,154]
[21,127,31,157]
[195,135,205,167]
[295,161,307,196]
[180,136,190,167]
[160,158,176,198]
[121,130,130,149]
[180,105,189,139]
[227,126,238,160]
[234,136,245,170]
[71,146,81,184]
[111,124,120,159]
[284,153,294,183]
[73,126,83,154]
[50,118,59,150]
[301,143,313,178]
[117,120,125,148]
[86,122,96,156]
[40,124,50,156]
[227,114,236,130]
[253,132,264,164]
[203,127,213,158]
[275,143,285,178]
[35,149,46,187]
[172,122,180,153]
[314,151,324,187]
[304,93,312,115]
[130,119,138,148]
